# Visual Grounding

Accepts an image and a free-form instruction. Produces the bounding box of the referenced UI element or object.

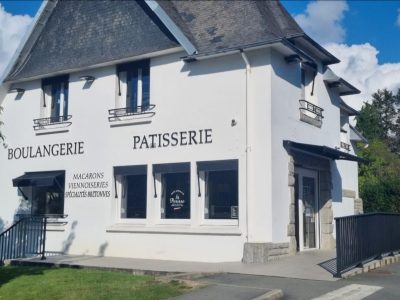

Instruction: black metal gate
[335,213,400,277]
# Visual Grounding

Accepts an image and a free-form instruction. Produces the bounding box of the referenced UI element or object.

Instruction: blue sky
[283,0,400,64]
[1,0,400,107]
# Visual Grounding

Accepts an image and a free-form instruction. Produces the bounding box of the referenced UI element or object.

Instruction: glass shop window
[153,163,191,219]
[114,165,147,219]
[32,185,64,215]
[198,160,238,220]
[117,60,150,113]
[12,171,65,216]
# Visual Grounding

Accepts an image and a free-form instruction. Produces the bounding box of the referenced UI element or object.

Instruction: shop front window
[198,160,238,220]
[153,163,191,220]
[114,165,147,219]
[12,171,65,216]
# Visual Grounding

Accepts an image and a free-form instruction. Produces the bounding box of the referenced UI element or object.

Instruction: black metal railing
[340,141,351,151]
[108,104,156,122]
[335,213,400,277]
[33,115,72,130]
[299,99,324,122]
[0,214,67,263]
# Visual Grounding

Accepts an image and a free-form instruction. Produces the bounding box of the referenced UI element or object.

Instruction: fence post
[335,218,342,278]
[41,217,47,260]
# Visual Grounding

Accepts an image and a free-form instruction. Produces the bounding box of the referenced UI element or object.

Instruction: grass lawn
[0,265,190,300]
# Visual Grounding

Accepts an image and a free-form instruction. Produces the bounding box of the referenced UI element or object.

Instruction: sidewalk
[12,249,337,282]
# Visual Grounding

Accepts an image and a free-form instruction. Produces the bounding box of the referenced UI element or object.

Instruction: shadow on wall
[62,220,77,254]
[98,242,108,257]
[331,161,343,203]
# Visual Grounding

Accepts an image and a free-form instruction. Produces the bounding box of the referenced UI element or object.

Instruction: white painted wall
[269,48,359,243]
[0,45,360,261]
[0,51,250,262]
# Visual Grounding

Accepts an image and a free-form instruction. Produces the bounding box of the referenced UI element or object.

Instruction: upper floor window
[109,60,155,122]
[299,63,323,127]
[34,75,71,130]
[42,75,69,122]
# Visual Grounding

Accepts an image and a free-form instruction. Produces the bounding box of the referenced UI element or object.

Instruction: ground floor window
[114,165,147,219]
[153,163,191,219]
[198,160,238,220]
[12,171,65,216]
[32,186,64,215]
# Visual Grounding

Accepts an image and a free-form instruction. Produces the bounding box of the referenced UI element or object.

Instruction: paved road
[173,262,400,300]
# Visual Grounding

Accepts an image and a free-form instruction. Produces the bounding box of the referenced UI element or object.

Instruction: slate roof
[5,0,306,82]
[157,0,303,54]
[6,0,179,82]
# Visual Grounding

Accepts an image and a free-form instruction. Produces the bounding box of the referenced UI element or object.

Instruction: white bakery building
[0,0,366,263]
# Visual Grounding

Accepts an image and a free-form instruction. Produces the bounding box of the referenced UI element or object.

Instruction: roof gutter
[182,38,284,62]
[182,35,317,66]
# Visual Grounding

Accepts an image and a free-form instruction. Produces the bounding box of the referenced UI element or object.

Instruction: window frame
[41,75,70,123]
[197,160,239,226]
[116,60,150,113]
[114,165,148,224]
[153,163,191,225]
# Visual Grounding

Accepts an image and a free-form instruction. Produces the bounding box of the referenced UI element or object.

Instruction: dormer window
[109,60,155,122]
[33,75,71,131]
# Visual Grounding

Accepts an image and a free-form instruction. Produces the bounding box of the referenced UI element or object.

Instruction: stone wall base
[242,242,289,263]
[354,198,364,214]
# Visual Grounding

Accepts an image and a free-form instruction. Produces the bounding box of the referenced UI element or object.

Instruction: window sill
[33,116,72,133]
[35,127,70,135]
[106,224,241,236]
[108,105,155,127]
[300,113,322,128]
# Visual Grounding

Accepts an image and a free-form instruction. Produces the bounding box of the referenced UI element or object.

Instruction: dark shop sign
[133,129,212,150]
[7,142,84,160]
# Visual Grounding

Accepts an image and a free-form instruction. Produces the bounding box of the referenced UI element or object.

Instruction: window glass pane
[127,69,138,112]
[161,172,190,219]
[31,176,65,216]
[51,83,61,119]
[121,174,147,219]
[142,65,150,110]
[205,170,238,219]
[63,81,69,120]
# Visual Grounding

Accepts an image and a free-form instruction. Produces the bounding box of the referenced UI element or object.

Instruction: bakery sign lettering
[65,172,111,198]
[133,129,212,150]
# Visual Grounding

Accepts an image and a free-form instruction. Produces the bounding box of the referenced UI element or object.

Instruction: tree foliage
[355,88,400,213]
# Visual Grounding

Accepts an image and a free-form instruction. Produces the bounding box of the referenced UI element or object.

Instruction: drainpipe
[240,49,251,243]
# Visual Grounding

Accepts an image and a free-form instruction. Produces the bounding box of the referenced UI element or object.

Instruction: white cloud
[326,43,400,110]
[0,4,33,79]
[291,1,400,110]
[396,8,400,27]
[294,0,349,44]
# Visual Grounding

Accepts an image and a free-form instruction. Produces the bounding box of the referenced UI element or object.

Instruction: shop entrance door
[295,168,319,251]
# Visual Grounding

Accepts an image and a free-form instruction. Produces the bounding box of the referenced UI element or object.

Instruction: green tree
[356,88,400,213]
[356,88,400,153]
[358,139,400,213]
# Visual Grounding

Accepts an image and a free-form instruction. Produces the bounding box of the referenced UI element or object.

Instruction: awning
[153,162,190,174]
[283,140,368,163]
[13,171,65,187]
[114,165,147,176]
[197,159,238,172]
